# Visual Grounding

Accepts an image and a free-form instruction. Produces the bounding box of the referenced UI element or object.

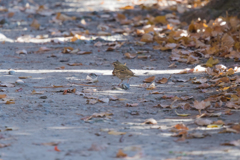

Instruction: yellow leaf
[205,57,219,67]
[154,16,167,24]
[175,110,190,117]
[226,68,234,76]
[207,124,222,128]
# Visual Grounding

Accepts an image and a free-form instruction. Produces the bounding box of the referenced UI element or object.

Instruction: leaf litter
[2,0,240,159]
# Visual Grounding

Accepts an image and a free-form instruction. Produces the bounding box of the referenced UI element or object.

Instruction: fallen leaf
[67,63,83,66]
[124,53,137,59]
[126,103,138,107]
[62,47,74,53]
[109,95,118,101]
[32,90,44,94]
[18,76,32,79]
[174,124,188,130]
[195,118,213,126]
[138,55,151,59]
[77,51,92,55]
[86,99,98,105]
[207,124,222,128]
[0,143,11,148]
[193,100,210,114]
[175,110,190,117]
[6,100,15,104]
[156,77,168,84]
[54,146,61,152]
[141,33,153,42]
[98,98,109,103]
[56,12,76,21]
[143,76,155,83]
[116,149,127,158]
[154,16,167,24]
[8,12,14,18]
[205,57,219,67]
[222,140,240,146]
[0,94,6,99]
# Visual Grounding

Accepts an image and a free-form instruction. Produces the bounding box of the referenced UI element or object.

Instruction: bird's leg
[118,80,123,86]
[127,79,130,83]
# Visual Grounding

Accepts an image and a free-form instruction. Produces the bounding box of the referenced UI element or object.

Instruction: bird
[112,61,137,86]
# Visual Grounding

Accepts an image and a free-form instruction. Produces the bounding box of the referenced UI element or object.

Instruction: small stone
[15,79,24,84]
[121,83,130,90]
[144,118,158,125]
[8,70,15,75]
[40,96,47,99]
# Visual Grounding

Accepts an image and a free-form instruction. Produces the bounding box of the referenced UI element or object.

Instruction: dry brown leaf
[156,78,168,84]
[174,124,188,131]
[0,94,6,99]
[56,12,76,21]
[31,19,40,30]
[32,90,44,94]
[143,76,155,83]
[0,143,11,148]
[116,149,127,158]
[109,95,118,101]
[141,33,153,42]
[221,33,235,51]
[98,98,109,103]
[138,55,151,59]
[193,100,208,110]
[86,99,98,105]
[77,51,92,55]
[6,100,15,104]
[126,103,138,107]
[222,140,240,146]
[62,47,74,53]
[67,63,83,66]
[8,12,15,18]
[124,53,137,59]
[195,118,212,126]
